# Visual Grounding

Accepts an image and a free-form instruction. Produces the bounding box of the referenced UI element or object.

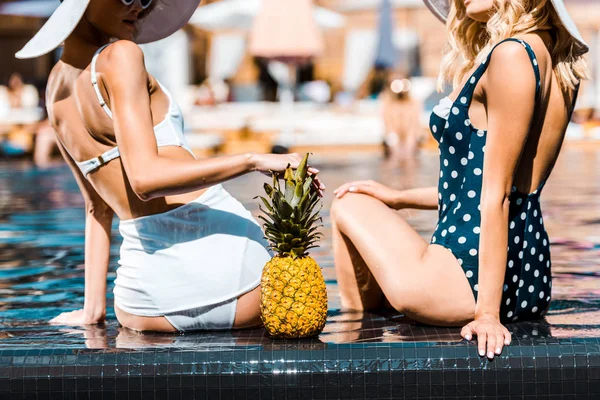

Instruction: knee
[330,193,372,223]
[330,196,344,222]
[330,196,351,230]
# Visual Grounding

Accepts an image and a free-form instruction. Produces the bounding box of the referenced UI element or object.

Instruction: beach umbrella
[335,0,424,12]
[249,0,324,64]
[374,0,398,69]
[189,0,345,31]
[248,0,326,149]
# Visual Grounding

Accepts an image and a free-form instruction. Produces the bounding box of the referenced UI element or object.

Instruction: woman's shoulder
[101,40,144,62]
[484,35,547,83]
[490,35,550,70]
[95,40,147,79]
[478,37,541,103]
[513,34,551,59]
[92,41,154,102]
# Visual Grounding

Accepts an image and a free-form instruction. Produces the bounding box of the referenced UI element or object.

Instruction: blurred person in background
[381,75,424,162]
[1,73,39,110]
[368,67,388,99]
[0,73,59,165]
[0,73,40,157]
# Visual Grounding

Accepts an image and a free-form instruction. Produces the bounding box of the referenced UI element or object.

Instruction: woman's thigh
[114,306,177,332]
[332,193,476,326]
[115,286,262,332]
[232,285,262,329]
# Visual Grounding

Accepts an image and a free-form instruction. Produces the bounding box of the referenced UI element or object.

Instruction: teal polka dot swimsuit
[429,38,577,323]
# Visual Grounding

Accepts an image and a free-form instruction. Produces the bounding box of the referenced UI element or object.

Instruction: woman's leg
[114,306,177,332]
[332,216,385,310]
[115,286,263,332]
[331,193,476,326]
[231,285,262,329]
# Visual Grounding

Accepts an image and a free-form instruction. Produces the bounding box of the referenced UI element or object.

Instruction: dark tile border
[0,337,598,399]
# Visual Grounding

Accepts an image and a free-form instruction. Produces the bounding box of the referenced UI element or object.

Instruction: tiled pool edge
[1,339,599,399]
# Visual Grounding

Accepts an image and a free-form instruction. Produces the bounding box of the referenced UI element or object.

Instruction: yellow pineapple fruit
[257,153,327,338]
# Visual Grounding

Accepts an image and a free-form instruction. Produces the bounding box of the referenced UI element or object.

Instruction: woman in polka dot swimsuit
[430,35,558,322]
[331,0,588,360]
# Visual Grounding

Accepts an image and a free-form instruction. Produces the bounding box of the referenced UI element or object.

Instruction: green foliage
[257,153,322,257]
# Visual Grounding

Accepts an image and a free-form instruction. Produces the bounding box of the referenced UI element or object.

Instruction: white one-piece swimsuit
[73,44,271,331]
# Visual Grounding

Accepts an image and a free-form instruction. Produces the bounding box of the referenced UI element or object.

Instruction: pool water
[1,147,599,347]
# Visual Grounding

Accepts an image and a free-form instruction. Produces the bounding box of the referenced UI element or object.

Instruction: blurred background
[0,0,599,165]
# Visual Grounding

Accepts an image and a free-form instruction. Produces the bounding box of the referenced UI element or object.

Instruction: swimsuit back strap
[91,44,113,119]
[459,38,542,107]
[76,146,121,176]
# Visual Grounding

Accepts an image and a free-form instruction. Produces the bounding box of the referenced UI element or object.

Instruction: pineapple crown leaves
[255,153,323,258]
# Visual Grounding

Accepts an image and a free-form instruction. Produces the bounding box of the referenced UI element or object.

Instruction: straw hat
[16,0,201,59]
[423,0,589,54]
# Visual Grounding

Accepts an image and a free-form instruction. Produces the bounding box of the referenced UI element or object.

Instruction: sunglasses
[120,0,153,10]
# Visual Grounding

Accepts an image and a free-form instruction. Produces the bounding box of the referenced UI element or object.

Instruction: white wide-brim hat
[16,0,201,59]
[423,0,589,55]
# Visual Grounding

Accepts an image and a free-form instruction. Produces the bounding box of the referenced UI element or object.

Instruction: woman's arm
[81,198,113,322]
[334,181,438,210]
[98,41,316,201]
[461,41,538,358]
[50,141,113,324]
[394,186,438,210]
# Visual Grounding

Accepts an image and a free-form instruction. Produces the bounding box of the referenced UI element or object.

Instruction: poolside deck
[1,145,599,398]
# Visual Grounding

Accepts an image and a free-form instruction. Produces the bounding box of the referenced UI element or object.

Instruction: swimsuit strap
[76,146,121,177]
[91,44,113,119]
[457,38,542,109]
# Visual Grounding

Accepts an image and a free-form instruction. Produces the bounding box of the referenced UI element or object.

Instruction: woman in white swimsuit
[16,0,323,332]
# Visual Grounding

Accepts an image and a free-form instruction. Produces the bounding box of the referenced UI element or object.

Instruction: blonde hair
[438,0,589,93]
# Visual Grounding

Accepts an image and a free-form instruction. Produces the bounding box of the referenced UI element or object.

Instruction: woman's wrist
[392,190,407,210]
[245,152,257,172]
[474,307,500,321]
[83,303,106,323]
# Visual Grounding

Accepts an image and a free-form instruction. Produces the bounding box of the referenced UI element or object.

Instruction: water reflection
[1,148,599,349]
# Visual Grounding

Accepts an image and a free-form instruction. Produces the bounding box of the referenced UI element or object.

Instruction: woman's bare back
[447,33,577,196]
[46,54,206,220]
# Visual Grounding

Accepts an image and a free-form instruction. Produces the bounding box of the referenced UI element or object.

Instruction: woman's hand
[49,309,106,326]
[334,180,401,208]
[461,314,511,359]
[251,153,311,174]
[251,153,325,196]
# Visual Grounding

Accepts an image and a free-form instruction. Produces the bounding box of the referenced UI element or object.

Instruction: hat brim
[16,0,202,59]
[422,0,589,54]
[423,0,449,24]
[136,0,202,44]
[16,0,90,59]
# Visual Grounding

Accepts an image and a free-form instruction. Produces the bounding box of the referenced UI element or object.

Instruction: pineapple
[257,153,327,338]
